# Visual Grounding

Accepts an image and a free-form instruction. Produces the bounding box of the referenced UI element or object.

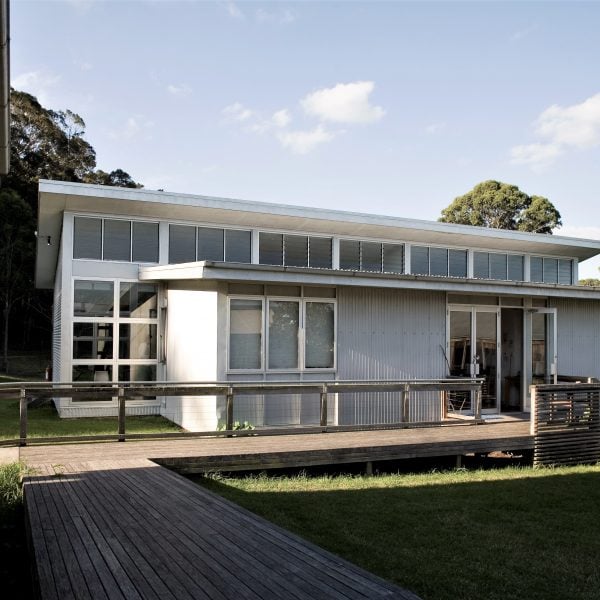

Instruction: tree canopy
[439,180,562,234]
[0,89,142,372]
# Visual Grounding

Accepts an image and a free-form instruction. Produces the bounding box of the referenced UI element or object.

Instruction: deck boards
[21,421,533,600]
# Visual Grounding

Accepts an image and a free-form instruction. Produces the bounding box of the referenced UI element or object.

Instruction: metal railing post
[474,384,482,420]
[226,386,234,432]
[401,384,410,424]
[320,384,328,431]
[118,387,126,442]
[19,387,27,447]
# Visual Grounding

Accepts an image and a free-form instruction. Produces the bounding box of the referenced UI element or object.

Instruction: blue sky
[12,0,600,276]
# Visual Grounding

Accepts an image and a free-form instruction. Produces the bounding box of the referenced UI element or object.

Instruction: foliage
[0,462,22,515]
[200,466,600,600]
[439,180,562,234]
[579,278,600,287]
[217,420,255,432]
[0,89,142,367]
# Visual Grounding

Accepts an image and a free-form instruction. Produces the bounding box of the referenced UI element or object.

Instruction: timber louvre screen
[531,383,600,466]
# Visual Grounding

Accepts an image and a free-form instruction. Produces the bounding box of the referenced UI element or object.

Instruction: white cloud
[225,2,244,20]
[167,83,192,97]
[425,122,445,135]
[272,109,291,128]
[277,126,336,155]
[222,102,254,122]
[511,93,600,168]
[301,81,385,124]
[255,8,296,25]
[108,116,154,141]
[12,70,61,105]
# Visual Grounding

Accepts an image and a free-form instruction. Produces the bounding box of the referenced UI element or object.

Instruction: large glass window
[382,244,404,274]
[531,256,573,285]
[74,281,114,317]
[340,239,401,273]
[339,240,361,270]
[73,217,102,260]
[169,224,196,263]
[229,299,263,370]
[305,302,335,368]
[259,233,331,269]
[72,279,159,386]
[268,301,299,369]
[411,246,429,275]
[260,233,284,266]
[474,252,524,282]
[285,235,308,267]
[103,220,131,261]
[361,242,382,272]
[132,222,159,263]
[229,293,335,371]
[197,227,224,261]
[308,237,332,269]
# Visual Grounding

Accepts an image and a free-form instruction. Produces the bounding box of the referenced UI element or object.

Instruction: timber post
[19,387,27,447]
[118,387,126,442]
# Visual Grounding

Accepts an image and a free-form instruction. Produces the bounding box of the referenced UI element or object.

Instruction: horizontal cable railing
[0,378,484,446]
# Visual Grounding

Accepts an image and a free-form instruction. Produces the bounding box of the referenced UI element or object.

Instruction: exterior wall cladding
[549,298,600,380]
[336,287,446,424]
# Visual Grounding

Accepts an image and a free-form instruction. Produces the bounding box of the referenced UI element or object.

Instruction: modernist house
[36,179,600,430]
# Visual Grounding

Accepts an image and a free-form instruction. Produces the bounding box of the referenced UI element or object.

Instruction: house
[36,179,600,430]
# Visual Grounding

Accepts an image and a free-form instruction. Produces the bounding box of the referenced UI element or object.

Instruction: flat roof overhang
[139,261,600,301]
[37,179,600,288]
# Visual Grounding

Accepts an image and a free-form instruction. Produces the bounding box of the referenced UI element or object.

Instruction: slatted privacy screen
[532,384,600,466]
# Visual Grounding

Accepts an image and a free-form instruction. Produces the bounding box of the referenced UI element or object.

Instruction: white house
[35,179,600,430]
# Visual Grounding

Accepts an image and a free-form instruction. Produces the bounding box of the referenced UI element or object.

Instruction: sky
[11,0,600,277]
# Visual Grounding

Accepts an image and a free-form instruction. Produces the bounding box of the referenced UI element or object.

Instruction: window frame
[227,291,337,374]
[71,278,160,397]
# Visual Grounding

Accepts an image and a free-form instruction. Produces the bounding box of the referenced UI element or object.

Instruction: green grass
[199,466,600,600]
[0,398,182,441]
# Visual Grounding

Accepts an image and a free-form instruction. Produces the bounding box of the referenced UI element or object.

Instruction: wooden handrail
[2,378,485,447]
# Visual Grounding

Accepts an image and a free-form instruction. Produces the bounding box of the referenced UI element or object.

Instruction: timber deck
[21,421,533,599]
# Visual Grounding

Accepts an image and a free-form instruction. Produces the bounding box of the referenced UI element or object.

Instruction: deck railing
[0,378,483,446]
[531,383,600,466]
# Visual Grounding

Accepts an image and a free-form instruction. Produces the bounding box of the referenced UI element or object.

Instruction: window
[259,233,332,269]
[229,299,263,370]
[474,252,524,282]
[72,279,159,386]
[73,217,159,263]
[411,245,467,278]
[169,225,251,264]
[340,239,404,274]
[228,291,336,371]
[531,256,573,285]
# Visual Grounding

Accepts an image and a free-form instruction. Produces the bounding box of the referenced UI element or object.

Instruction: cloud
[108,116,154,141]
[277,126,336,155]
[425,122,445,135]
[225,2,244,20]
[301,81,385,124]
[510,23,538,42]
[511,93,600,168]
[222,102,254,122]
[12,70,61,105]
[167,83,192,97]
[255,8,296,25]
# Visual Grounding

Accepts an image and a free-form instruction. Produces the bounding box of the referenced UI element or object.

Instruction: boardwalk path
[22,422,532,599]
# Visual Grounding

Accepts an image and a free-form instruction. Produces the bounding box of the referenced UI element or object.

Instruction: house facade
[36,179,600,430]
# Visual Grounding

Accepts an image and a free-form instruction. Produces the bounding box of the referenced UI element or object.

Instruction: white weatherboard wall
[336,287,447,424]
[163,287,219,430]
[549,298,600,379]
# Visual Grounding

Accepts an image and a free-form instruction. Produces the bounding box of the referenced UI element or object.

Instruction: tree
[579,278,600,287]
[0,190,34,373]
[439,180,562,234]
[0,89,142,372]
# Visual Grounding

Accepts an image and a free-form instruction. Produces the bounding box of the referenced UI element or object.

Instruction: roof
[36,179,600,288]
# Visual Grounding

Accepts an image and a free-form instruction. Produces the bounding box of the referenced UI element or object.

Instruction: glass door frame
[447,305,501,414]
[524,307,557,411]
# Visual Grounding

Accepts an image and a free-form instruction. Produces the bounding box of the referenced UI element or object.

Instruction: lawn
[0,397,181,441]
[199,465,600,600]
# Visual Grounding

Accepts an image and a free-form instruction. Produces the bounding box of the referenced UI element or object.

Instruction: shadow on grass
[199,469,600,600]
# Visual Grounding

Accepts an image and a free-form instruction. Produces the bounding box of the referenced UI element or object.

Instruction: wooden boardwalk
[24,459,418,600]
[21,421,533,599]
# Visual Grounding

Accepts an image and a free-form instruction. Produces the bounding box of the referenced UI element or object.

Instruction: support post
[455,455,462,469]
[320,385,328,431]
[118,387,126,442]
[19,387,27,447]
[530,386,537,436]
[474,385,482,420]
[401,384,410,424]
[365,461,373,476]
[226,387,234,433]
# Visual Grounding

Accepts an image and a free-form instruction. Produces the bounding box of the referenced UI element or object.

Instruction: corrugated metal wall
[549,297,600,379]
[337,287,447,424]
